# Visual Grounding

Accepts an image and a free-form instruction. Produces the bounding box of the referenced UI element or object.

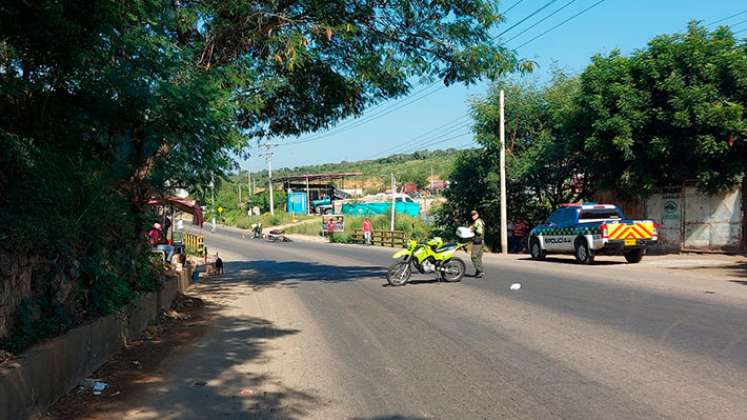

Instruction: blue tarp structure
[286,192,308,214]
[342,201,420,217]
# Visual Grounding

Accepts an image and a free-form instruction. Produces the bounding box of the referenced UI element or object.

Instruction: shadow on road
[202,260,387,291]
[351,416,430,420]
[47,299,324,420]
[517,257,627,266]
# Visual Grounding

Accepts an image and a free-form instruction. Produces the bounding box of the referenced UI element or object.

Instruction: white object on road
[510,283,521,291]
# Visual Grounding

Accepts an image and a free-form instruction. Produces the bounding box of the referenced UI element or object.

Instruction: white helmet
[456,226,474,239]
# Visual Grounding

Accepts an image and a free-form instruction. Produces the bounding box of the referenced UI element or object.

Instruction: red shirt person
[148,223,163,245]
[362,217,372,245]
[327,219,336,235]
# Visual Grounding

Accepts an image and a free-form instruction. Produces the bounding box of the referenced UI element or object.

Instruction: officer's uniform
[471,218,485,275]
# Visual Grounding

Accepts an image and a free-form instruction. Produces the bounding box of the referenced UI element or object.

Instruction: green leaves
[576,22,747,195]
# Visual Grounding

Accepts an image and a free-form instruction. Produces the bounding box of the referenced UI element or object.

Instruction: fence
[182,233,205,256]
[352,229,405,247]
[593,183,744,253]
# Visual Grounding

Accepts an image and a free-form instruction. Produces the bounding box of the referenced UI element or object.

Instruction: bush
[329,232,352,243]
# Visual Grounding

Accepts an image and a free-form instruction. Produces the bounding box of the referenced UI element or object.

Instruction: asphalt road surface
[112,227,747,419]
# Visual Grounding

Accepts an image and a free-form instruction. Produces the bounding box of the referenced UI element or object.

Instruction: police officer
[469,209,485,278]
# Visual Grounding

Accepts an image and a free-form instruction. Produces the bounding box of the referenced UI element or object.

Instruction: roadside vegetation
[0,2,519,352]
[440,23,747,249]
[285,215,432,244]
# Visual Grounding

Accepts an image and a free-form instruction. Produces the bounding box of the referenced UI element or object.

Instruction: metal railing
[352,229,405,248]
[183,233,205,256]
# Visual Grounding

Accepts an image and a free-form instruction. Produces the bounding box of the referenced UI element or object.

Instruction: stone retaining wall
[0,273,185,420]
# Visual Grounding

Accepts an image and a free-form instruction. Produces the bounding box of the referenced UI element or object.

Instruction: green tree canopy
[0,0,527,350]
[440,72,587,238]
[574,23,747,196]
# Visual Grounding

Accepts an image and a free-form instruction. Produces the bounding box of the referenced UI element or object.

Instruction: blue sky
[241,0,747,172]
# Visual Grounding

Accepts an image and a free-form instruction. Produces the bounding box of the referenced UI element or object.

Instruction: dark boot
[474,270,484,278]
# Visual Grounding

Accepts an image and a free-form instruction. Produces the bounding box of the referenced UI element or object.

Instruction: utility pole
[238,179,242,206]
[246,169,254,197]
[210,172,216,231]
[263,141,275,215]
[499,89,508,255]
[390,173,396,231]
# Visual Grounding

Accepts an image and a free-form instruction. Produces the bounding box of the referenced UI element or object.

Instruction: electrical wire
[503,0,526,15]
[725,18,747,30]
[370,112,472,158]
[707,10,747,26]
[504,0,580,44]
[385,121,474,156]
[493,0,563,40]
[516,0,608,49]
[280,0,610,157]
[373,0,613,159]
[280,83,445,146]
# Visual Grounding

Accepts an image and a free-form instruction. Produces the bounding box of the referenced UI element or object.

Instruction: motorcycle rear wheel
[386,261,411,286]
[440,258,465,282]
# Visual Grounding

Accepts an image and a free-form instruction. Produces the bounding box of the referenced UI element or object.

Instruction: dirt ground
[41,295,211,420]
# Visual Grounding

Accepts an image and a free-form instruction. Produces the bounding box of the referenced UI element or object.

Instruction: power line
[385,120,473,156]
[280,84,445,146]
[493,0,563,40]
[725,18,747,30]
[286,0,568,148]
[503,0,526,15]
[373,114,472,158]
[707,9,747,26]
[504,0,580,44]
[279,0,609,156]
[385,0,613,157]
[412,132,473,151]
[516,0,609,49]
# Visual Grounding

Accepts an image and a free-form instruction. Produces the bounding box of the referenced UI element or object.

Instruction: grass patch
[230,211,314,230]
[284,214,432,242]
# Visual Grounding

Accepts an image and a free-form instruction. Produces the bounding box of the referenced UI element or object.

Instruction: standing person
[362,217,372,245]
[326,217,336,241]
[469,209,485,278]
[511,218,529,253]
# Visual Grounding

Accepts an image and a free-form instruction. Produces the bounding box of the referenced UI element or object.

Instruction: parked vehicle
[386,234,468,286]
[528,203,658,264]
[312,189,350,214]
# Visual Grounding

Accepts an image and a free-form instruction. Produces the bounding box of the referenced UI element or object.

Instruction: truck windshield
[579,209,621,220]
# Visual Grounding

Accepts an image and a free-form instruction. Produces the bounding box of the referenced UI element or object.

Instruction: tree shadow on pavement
[201,260,387,292]
[517,257,627,266]
[51,302,324,420]
[350,416,430,420]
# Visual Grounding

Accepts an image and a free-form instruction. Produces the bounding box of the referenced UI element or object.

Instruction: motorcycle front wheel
[386,261,411,286]
[440,258,465,282]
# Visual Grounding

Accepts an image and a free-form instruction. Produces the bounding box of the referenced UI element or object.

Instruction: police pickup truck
[528,203,658,264]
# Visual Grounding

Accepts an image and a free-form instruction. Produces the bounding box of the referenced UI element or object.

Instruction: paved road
[114,227,747,419]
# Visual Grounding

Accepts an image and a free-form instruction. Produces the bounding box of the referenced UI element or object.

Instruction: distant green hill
[208,148,471,221]
[246,148,469,193]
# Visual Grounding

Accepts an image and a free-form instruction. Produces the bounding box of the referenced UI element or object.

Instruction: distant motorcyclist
[469,210,485,278]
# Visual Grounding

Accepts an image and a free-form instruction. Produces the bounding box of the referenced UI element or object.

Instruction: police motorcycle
[386,227,474,286]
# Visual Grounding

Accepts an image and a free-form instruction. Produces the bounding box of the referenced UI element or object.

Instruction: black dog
[215,256,224,275]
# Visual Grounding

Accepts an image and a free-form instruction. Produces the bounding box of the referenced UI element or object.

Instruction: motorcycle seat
[435,242,458,253]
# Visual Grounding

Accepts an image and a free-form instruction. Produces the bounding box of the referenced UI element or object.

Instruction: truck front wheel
[624,249,644,263]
